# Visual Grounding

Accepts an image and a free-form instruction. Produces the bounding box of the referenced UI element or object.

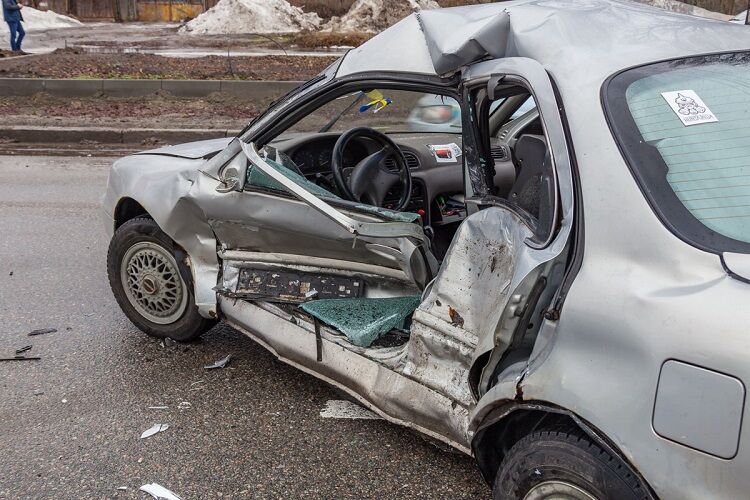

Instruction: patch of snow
[325,0,439,33]
[731,10,748,23]
[179,0,321,35]
[22,7,83,30]
[319,399,381,420]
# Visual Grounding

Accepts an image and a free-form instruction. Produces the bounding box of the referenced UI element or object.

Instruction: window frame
[602,51,750,255]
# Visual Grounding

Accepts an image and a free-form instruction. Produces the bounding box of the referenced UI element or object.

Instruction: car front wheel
[493,428,651,500]
[107,217,214,341]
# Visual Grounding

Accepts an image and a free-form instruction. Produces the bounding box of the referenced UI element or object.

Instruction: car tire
[107,217,214,341]
[493,428,651,500]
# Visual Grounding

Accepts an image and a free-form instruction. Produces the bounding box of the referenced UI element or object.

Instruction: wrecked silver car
[103,1,750,498]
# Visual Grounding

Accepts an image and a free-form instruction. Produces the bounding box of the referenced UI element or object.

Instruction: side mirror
[215,153,247,193]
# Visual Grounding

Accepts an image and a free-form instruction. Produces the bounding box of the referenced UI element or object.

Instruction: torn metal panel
[338,0,750,81]
[102,154,221,318]
[300,295,421,347]
[220,250,411,283]
[416,9,510,75]
[219,296,471,452]
[242,142,429,243]
[420,207,531,342]
[235,269,364,303]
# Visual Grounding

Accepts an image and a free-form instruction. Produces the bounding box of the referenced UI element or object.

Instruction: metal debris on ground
[116,486,128,491]
[140,423,170,439]
[0,356,40,362]
[15,345,32,355]
[139,483,182,500]
[319,399,381,420]
[203,354,232,369]
[177,401,191,410]
[161,338,176,348]
[28,328,57,336]
[148,405,168,410]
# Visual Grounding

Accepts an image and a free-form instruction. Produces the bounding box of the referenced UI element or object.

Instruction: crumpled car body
[102,1,750,497]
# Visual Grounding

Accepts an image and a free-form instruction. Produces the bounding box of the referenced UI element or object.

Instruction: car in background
[407,94,536,132]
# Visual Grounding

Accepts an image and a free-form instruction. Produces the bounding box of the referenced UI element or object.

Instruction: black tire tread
[107,217,214,341]
[495,426,651,500]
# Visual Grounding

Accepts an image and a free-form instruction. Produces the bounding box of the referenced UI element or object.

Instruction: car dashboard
[268,131,516,227]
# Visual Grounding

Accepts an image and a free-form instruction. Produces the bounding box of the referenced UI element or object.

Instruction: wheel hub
[523,480,598,500]
[141,275,160,295]
[120,241,188,325]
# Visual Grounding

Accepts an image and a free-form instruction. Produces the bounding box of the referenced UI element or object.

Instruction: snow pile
[179,0,322,35]
[731,10,748,23]
[325,0,439,33]
[22,6,83,29]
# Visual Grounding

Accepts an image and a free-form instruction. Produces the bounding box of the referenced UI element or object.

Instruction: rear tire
[107,217,214,341]
[493,428,650,500]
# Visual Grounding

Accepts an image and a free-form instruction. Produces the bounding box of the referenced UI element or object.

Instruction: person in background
[3,0,24,53]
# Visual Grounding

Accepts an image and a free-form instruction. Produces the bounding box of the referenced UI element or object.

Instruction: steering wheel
[331,127,412,211]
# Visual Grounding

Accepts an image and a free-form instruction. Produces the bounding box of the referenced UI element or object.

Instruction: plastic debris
[139,483,182,500]
[28,328,57,336]
[204,355,232,370]
[320,399,381,420]
[161,338,176,348]
[140,423,169,439]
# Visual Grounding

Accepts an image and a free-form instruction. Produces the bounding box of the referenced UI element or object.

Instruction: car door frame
[202,72,466,290]
[450,57,576,398]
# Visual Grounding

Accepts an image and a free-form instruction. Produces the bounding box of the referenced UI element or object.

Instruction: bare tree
[111,0,122,22]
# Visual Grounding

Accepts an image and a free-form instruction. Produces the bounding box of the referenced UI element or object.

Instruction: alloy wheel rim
[523,480,599,500]
[120,241,188,325]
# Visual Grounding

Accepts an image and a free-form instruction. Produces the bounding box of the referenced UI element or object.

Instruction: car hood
[134,137,234,160]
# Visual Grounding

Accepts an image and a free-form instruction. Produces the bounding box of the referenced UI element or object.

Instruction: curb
[0,126,242,144]
[0,78,303,99]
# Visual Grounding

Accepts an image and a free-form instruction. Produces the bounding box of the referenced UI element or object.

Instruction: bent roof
[336,0,750,82]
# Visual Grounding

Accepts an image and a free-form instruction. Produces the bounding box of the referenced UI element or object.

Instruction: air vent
[498,129,510,141]
[491,145,508,161]
[384,151,420,172]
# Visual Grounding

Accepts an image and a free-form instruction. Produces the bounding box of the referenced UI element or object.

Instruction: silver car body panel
[102,2,750,498]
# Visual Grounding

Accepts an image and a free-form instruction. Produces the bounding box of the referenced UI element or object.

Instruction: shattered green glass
[353,204,421,223]
[300,295,422,347]
[247,158,340,199]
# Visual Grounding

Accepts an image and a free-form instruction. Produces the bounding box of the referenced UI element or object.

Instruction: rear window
[605,52,750,253]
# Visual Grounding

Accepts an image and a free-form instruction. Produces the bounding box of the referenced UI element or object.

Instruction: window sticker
[428,143,462,163]
[661,90,718,126]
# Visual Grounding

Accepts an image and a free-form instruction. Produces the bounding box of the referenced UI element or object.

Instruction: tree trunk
[111,0,122,22]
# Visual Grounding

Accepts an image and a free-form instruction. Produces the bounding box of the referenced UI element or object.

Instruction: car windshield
[606,52,750,253]
[286,89,462,135]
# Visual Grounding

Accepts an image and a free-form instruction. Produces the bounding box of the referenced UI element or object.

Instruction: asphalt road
[0,155,488,499]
